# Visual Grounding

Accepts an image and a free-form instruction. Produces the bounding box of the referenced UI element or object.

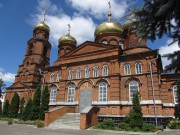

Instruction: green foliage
[142,123,155,132]
[39,85,49,120]
[0,78,6,97]
[13,119,37,125]
[168,119,180,129]
[22,98,33,121]
[129,92,143,128]
[129,0,180,72]
[9,92,20,118]
[19,97,25,119]
[94,119,115,130]
[3,99,9,117]
[8,119,13,125]
[0,117,13,121]
[0,100,2,116]
[177,82,180,119]
[118,122,130,130]
[31,87,41,120]
[36,120,45,128]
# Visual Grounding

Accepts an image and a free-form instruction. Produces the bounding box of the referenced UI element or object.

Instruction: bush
[93,119,115,130]
[119,122,130,130]
[13,119,37,125]
[168,119,180,129]
[36,120,44,128]
[8,119,13,125]
[142,123,155,132]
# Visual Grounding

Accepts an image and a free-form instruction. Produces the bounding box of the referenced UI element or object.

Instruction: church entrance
[79,90,92,113]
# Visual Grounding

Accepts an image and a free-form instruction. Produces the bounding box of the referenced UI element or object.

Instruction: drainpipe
[149,56,158,127]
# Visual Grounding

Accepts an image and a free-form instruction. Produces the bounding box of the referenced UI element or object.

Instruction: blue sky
[0,0,179,89]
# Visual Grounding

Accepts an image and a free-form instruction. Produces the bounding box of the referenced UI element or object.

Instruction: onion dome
[58,24,77,45]
[34,21,50,32]
[34,11,50,32]
[94,12,123,38]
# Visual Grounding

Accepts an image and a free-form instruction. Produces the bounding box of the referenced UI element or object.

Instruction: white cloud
[29,0,96,46]
[66,0,128,19]
[159,39,180,68]
[0,68,15,83]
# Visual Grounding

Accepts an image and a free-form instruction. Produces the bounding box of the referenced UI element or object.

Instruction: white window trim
[56,73,61,82]
[129,80,139,101]
[50,86,57,103]
[50,73,54,82]
[135,62,142,74]
[124,64,131,75]
[98,82,107,102]
[173,85,178,104]
[67,84,75,102]
[76,68,81,79]
[93,66,99,77]
[68,69,73,80]
[102,65,108,76]
[85,67,90,78]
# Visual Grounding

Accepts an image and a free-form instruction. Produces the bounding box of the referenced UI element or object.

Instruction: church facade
[6,10,180,126]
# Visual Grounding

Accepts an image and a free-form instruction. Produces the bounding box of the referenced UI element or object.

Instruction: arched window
[129,80,139,101]
[68,69,73,80]
[68,84,75,102]
[124,64,131,75]
[119,41,124,49]
[93,66,99,77]
[85,67,90,78]
[173,85,178,104]
[102,65,108,76]
[135,62,142,74]
[76,68,81,79]
[99,82,107,102]
[56,73,61,82]
[50,73,54,82]
[50,86,57,103]
[102,40,108,44]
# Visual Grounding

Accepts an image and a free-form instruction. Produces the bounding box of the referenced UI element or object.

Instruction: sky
[0,0,179,89]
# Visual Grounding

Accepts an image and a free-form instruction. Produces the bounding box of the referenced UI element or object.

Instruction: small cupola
[94,1,124,46]
[58,24,77,46]
[58,24,76,58]
[34,11,50,33]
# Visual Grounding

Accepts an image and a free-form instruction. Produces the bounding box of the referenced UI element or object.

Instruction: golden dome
[94,12,123,38]
[59,33,77,45]
[34,21,50,32]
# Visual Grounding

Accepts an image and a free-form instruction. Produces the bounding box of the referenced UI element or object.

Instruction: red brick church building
[6,8,180,128]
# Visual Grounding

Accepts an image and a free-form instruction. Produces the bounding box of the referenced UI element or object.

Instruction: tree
[39,85,49,120]
[0,100,2,117]
[0,78,6,97]
[129,0,180,72]
[177,82,180,119]
[19,97,25,119]
[31,87,41,120]
[163,50,180,73]
[22,98,33,121]
[129,92,143,128]
[3,99,9,117]
[9,92,20,118]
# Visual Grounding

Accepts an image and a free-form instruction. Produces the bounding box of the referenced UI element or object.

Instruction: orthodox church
[6,4,180,128]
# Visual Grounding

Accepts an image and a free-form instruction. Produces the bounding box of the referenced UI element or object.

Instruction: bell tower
[14,11,51,85]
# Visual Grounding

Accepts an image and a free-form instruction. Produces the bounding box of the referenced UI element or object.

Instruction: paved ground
[0,121,179,135]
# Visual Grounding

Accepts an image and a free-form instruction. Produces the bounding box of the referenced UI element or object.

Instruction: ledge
[49,101,79,106]
[92,100,162,105]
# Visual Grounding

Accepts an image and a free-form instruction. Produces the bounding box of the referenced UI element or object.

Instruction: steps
[47,113,80,129]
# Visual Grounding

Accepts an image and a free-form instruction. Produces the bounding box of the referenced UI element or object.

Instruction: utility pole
[149,56,158,127]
